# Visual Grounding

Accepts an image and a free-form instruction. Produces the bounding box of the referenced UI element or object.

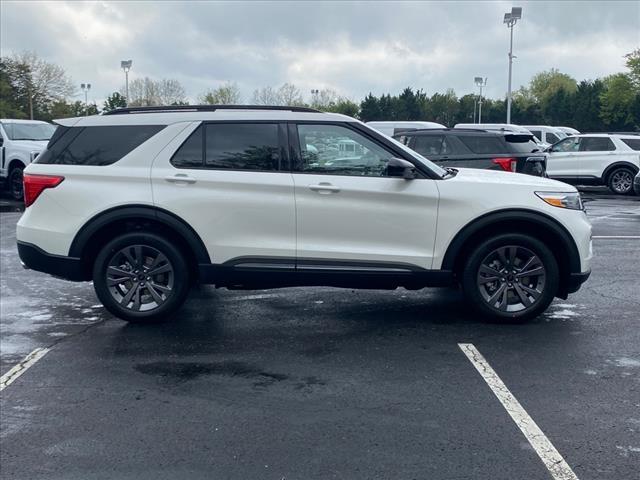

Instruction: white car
[546,133,640,195]
[522,125,567,146]
[0,119,56,200]
[555,126,580,136]
[366,121,445,137]
[17,105,592,323]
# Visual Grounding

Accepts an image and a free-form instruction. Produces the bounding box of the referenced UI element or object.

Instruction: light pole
[503,7,522,124]
[121,60,132,106]
[310,89,319,106]
[474,77,487,123]
[80,83,91,115]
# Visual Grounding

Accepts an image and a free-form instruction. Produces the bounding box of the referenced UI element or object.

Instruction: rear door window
[580,137,615,152]
[205,123,280,171]
[458,135,507,154]
[413,135,444,156]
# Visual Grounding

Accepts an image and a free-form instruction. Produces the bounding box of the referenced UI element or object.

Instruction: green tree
[0,60,26,118]
[624,48,640,89]
[359,93,381,121]
[324,99,360,117]
[572,80,605,131]
[199,81,242,104]
[600,73,637,129]
[103,92,127,112]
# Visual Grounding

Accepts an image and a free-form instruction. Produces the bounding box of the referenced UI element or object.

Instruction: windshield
[2,122,56,141]
[384,133,449,177]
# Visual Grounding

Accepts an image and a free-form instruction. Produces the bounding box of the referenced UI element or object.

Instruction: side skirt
[198,258,453,290]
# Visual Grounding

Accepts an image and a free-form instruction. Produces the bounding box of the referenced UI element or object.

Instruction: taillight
[23,174,64,207]
[492,157,517,172]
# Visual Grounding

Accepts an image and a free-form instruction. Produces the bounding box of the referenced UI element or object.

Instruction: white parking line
[592,236,640,239]
[458,343,579,480]
[0,348,50,392]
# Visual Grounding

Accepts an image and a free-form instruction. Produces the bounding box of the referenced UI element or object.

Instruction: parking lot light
[504,7,522,124]
[121,60,133,106]
[474,77,487,123]
[80,83,91,116]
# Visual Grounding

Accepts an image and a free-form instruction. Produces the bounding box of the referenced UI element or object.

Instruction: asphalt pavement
[1,192,639,480]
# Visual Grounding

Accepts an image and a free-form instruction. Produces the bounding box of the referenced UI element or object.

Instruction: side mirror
[387,157,416,180]
[544,146,552,153]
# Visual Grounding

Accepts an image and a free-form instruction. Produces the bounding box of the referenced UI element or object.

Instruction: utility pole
[503,7,522,124]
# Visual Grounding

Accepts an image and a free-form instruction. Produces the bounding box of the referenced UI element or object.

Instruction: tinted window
[171,127,204,168]
[441,136,455,155]
[505,135,540,153]
[297,124,394,177]
[581,137,615,152]
[458,135,507,154]
[546,132,561,144]
[36,126,164,165]
[2,122,56,141]
[621,138,640,151]
[552,137,581,152]
[529,130,543,142]
[413,135,444,156]
[205,123,280,171]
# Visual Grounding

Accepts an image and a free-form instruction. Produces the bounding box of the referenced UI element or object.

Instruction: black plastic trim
[104,105,321,115]
[18,242,85,281]
[567,270,591,294]
[68,205,210,263]
[602,161,639,182]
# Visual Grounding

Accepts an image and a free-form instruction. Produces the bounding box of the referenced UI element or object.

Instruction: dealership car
[0,119,56,200]
[522,125,567,146]
[366,121,445,137]
[17,105,592,323]
[393,128,546,176]
[545,133,640,195]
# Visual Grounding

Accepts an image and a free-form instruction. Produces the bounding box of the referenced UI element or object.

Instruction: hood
[451,167,576,190]
[9,139,49,151]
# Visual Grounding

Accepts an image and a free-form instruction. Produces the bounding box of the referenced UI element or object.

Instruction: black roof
[103,105,321,115]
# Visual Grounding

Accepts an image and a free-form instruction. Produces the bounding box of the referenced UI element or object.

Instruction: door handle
[165,174,197,184]
[308,183,340,193]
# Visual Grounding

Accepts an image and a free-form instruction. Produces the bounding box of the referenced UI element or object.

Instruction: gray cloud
[1,0,638,106]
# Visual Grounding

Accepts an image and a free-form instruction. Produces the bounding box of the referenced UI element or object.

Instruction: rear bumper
[17,241,86,281]
[566,270,591,294]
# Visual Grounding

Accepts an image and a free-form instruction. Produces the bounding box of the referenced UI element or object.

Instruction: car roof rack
[605,131,640,136]
[103,104,321,115]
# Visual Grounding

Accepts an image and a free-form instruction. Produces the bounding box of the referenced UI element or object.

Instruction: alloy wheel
[476,245,546,313]
[106,244,174,312]
[611,170,633,194]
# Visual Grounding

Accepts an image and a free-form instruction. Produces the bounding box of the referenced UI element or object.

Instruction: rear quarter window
[35,125,164,165]
[621,138,640,151]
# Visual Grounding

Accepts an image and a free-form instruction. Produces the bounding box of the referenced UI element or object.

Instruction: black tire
[8,166,24,201]
[461,233,559,322]
[607,167,635,195]
[92,232,190,323]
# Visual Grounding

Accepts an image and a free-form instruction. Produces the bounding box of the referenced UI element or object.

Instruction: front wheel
[607,167,634,195]
[93,232,190,323]
[461,234,559,322]
[8,166,24,201]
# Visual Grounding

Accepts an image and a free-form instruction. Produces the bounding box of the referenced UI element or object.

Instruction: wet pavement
[1,192,639,479]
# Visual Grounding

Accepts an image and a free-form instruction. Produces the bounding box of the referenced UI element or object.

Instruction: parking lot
[0,190,639,480]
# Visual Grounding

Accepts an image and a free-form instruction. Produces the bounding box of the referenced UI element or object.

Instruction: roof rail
[103,104,321,115]
[606,131,640,136]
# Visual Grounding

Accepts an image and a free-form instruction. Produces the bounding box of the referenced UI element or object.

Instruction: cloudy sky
[1,1,638,105]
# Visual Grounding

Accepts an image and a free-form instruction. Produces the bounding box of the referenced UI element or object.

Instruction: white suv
[546,133,640,195]
[0,119,56,200]
[17,106,592,323]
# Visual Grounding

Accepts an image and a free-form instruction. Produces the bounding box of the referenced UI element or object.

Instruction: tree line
[1,49,638,131]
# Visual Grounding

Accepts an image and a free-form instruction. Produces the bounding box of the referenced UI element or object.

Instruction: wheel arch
[602,161,639,183]
[69,205,210,280]
[441,209,582,298]
[7,158,26,172]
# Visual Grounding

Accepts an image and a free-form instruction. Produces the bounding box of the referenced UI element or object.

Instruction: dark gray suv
[394,128,547,176]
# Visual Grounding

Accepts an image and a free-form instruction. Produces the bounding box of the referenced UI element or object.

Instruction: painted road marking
[0,348,50,392]
[593,236,640,239]
[458,343,579,480]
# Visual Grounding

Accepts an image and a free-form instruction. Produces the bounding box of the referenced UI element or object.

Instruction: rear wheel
[8,166,24,201]
[607,167,634,195]
[461,234,559,322]
[92,232,190,322]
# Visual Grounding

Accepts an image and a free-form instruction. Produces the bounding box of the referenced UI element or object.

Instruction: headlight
[535,191,583,210]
